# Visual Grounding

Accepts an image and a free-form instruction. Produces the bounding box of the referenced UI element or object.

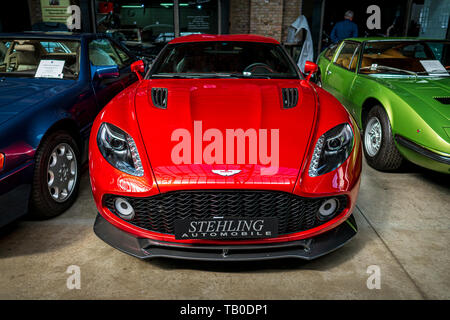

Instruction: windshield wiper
[416,70,449,76]
[152,73,234,79]
[360,65,418,77]
[151,74,192,78]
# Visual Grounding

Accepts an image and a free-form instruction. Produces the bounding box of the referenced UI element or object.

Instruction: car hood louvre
[281,88,299,108]
[150,87,168,109]
[434,96,450,105]
[134,79,316,193]
[376,77,450,120]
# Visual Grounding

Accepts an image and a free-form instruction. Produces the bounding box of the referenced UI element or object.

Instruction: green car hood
[373,76,450,121]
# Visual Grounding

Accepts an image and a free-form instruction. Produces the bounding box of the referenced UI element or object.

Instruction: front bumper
[94,213,357,261]
[395,135,450,174]
[0,161,34,227]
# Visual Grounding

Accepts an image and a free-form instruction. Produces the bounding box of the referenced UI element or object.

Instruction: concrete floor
[0,159,448,299]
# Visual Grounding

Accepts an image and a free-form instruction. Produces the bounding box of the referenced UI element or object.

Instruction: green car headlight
[309,123,354,177]
[97,123,144,177]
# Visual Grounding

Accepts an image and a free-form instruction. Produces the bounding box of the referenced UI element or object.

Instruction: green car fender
[359,77,449,153]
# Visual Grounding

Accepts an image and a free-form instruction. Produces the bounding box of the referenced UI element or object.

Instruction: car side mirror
[304,61,318,81]
[93,65,119,79]
[131,60,145,80]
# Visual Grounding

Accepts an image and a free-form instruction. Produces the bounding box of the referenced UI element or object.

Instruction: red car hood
[134,79,317,193]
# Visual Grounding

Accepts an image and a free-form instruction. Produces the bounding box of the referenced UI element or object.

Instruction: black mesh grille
[104,191,347,235]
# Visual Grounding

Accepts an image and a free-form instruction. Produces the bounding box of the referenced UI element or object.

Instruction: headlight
[308,123,354,177]
[97,123,144,176]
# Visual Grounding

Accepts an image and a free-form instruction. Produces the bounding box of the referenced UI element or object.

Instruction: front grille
[104,191,347,235]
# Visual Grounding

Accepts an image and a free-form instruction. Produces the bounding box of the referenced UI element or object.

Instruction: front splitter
[94,214,357,261]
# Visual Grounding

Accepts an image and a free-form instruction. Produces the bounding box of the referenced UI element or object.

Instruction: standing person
[330,10,358,43]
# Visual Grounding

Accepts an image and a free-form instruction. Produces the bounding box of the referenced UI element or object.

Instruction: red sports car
[89,34,362,261]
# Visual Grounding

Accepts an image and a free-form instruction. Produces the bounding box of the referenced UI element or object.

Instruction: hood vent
[151,87,168,109]
[434,97,450,105]
[282,88,299,109]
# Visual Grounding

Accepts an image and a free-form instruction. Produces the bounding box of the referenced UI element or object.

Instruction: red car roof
[169,34,280,45]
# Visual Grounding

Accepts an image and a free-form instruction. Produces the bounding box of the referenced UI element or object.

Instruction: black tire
[363,105,403,171]
[29,130,81,219]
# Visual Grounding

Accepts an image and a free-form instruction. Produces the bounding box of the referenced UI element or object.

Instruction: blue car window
[89,39,123,67]
[0,39,80,79]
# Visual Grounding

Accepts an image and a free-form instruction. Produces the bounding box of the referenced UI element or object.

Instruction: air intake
[434,97,450,105]
[151,87,168,109]
[281,88,299,109]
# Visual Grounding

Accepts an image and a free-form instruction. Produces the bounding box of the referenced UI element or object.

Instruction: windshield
[0,39,80,79]
[359,41,450,76]
[150,41,300,79]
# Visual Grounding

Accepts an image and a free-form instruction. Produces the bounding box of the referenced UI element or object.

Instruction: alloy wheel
[364,117,382,157]
[47,143,78,203]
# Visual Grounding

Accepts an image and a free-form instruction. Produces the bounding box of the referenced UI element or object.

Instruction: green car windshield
[359,41,450,76]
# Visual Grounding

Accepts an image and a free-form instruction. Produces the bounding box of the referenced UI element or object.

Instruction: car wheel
[29,130,81,219]
[363,105,403,171]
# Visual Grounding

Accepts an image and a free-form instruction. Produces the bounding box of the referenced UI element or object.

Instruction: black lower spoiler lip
[395,134,450,165]
[93,214,357,261]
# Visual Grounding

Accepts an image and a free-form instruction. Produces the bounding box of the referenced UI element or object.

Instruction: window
[348,45,361,71]
[427,41,450,65]
[335,42,359,70]
[324,43,338,61]
[94,0,221,59]
[112,43,133,66]
[40,41,71,53]
[151,41,299,79]
[89,39,124,67]
[95,0,175,59]
[179,1,218,35]
[0,39,80,79]
[359,41,450,75]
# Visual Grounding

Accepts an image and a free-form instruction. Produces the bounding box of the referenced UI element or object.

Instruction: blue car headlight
[309,123,354,177]
[97,123,144,177]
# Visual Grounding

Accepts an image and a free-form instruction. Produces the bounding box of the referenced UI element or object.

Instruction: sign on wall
[40,0,71,23]
[188,16,210,30]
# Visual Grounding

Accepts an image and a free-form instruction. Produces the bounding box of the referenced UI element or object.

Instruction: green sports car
[316,38,449,174]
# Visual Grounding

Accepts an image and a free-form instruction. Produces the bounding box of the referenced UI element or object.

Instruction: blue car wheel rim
[365,117,382,157]
[47,143,78,203]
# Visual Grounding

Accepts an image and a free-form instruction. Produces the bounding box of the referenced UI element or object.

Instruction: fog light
[114,197,135,220]
[318,198,338,221]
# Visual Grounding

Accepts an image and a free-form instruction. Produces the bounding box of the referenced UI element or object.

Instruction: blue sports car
[0,32,139,226]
